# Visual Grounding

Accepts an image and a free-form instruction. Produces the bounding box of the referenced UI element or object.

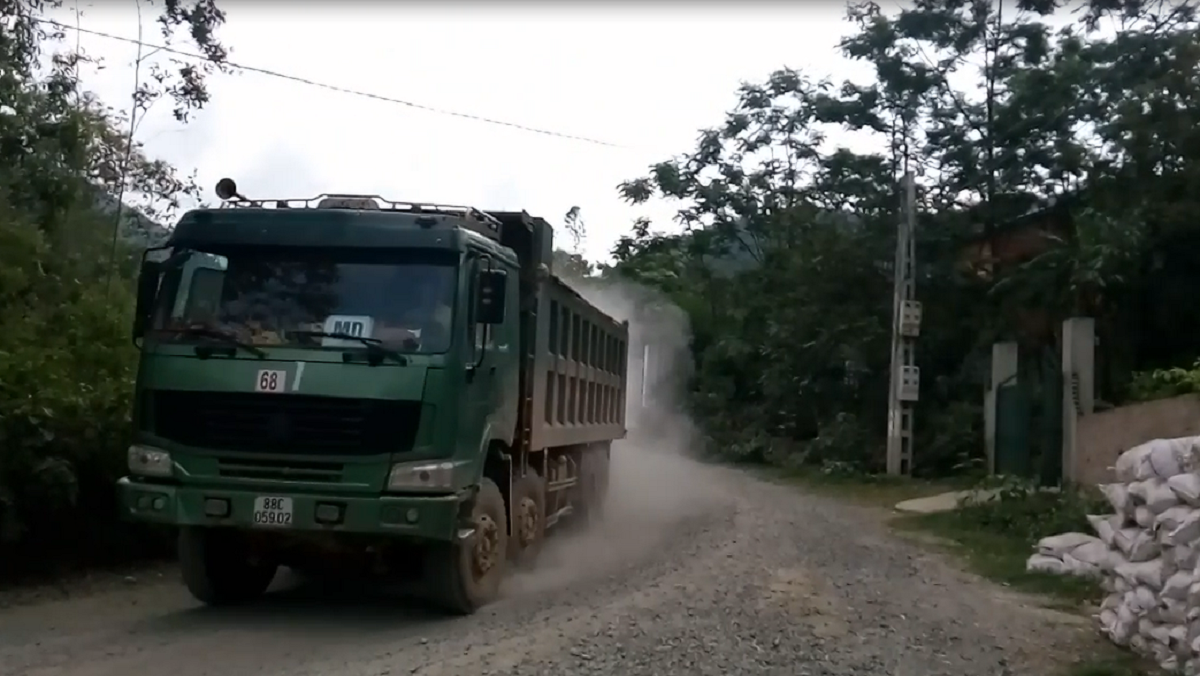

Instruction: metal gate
[995,377,1032,477]
[1037,346,1063,486]
[992,346,1064,485]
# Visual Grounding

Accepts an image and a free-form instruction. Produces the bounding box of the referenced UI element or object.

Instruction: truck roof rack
[217,193,503,230]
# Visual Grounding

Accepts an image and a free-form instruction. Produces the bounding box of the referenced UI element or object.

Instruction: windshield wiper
[176,326,266,358]
[289,331,408,366]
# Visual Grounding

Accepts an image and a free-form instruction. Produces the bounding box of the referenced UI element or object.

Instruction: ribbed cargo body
[487,211,629,454]
[529,275,628,451]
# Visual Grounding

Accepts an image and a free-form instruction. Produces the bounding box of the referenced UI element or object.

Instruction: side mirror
[475,269,507,325]
[132,260,162,339]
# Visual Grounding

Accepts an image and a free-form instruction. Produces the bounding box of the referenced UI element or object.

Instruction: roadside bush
[914,400,987,479]
[609,0,1200,488]
[0,2,228,582]
[954,476,1107,544]
[0,197,169,581]
[1127,361,1200,403]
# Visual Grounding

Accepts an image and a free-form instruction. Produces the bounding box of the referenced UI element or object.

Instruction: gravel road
[0,450,1092,676]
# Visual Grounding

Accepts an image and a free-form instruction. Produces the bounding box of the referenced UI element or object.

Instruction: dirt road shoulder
[764,467,1158,676]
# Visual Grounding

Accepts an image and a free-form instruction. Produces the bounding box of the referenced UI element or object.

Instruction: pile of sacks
[1026,436,1200,673]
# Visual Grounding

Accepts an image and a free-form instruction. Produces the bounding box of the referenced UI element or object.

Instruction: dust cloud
[505,276,730,597]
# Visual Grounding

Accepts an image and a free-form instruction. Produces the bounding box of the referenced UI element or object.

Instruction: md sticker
[321,315,375,347]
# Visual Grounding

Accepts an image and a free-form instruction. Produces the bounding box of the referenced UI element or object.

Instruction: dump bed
[485,210,628,451]
[529,275,628,451]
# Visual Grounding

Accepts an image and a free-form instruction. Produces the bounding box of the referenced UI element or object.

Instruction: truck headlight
[387,460,465,491]
[128,445,173,477]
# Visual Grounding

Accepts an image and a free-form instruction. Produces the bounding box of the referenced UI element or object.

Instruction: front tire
[178,527,278,606]
[427,478,508,615]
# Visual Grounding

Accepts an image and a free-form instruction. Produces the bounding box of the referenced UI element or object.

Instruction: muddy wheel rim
[517,496,539,548]
[472,514,499,577]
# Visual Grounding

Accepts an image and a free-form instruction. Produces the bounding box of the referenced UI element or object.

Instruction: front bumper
[117,477,463,542]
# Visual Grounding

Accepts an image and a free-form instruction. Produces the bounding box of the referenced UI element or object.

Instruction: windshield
[149,247,458,354]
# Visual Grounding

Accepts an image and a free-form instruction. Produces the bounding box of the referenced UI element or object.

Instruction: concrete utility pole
[641,344,650,409]
[886,172,921,476]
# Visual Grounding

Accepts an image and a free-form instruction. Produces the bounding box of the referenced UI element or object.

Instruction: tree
[551,206,599,281]
[611,0,1200,476]
[614,68,904,467]
[0,0,228,578]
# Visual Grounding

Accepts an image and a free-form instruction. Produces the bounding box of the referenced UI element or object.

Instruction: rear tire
[178,527,277,606]
[576,446,610,528]
[509,472,546,569]
[427,478,508,615]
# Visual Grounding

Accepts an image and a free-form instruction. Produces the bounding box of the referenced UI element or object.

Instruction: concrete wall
[1075,395,1200,485]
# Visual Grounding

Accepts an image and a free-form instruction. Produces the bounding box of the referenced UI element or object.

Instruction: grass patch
[892,509,1103,606]
[889,483,1111,608]
[1064,646,1159,676]
[770,466,974,508]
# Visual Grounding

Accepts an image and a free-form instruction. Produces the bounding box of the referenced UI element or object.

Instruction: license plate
[252,496,293,528]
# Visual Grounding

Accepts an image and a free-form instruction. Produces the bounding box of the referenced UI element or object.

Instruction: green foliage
[1066,652,1158,676]
[0,199,143,568]
[897,508,1104,607]
[552,249,596,281]
[1127,360,1200,403]
[0,1,227,580]
[896,477,1109,607]
[610,0,1200,477]
[956,475,1107,543]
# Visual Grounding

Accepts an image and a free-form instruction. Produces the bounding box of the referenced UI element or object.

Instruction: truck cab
[120,182,544,613]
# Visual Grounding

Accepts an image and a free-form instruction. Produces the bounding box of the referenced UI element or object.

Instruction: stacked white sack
[1023,436,1200,675]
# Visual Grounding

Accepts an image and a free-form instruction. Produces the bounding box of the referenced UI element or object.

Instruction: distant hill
[91,188,170,247]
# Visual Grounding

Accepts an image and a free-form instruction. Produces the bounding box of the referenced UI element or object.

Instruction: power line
[32,16,631,149]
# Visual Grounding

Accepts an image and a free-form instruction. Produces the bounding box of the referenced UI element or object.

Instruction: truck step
[545,505,573,528]
[546,477,578,493]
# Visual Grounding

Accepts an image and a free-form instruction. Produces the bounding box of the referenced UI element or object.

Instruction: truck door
[463,253,519,451]
[464,254,498,444]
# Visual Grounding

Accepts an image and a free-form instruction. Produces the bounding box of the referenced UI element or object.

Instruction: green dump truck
[119,180,629,614]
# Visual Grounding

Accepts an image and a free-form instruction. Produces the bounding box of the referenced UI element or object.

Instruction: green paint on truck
[118,184,629,614]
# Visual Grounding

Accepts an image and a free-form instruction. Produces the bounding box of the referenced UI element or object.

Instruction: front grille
[151,390,421,455]
[218,457,343,483]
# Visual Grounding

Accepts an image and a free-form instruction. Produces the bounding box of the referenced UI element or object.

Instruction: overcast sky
[48,3,876,262]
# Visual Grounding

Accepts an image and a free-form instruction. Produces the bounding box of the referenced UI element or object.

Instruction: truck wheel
[428,478,508,615]
[178,527,278,606]
[509,472,546,568]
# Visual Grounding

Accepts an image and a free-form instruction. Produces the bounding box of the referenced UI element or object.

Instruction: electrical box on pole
[886,173,919,476]
[899,300,922,337]
[898,365,921,402]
